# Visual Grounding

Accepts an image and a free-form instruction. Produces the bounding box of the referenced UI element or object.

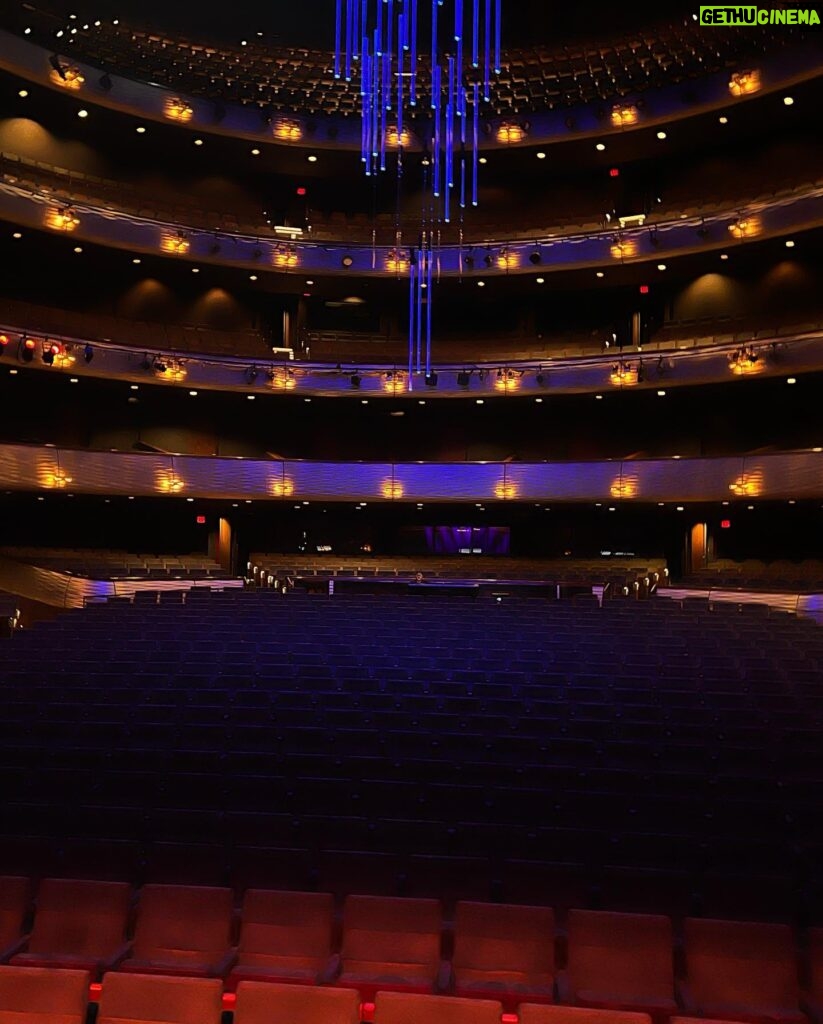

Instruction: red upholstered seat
[0,878,29,960]
[452,901,555,1008]
[335,895,444,1001]
[519,1005,654,1024]
[11,878,130,977]
[227,889,335,990]
[0,965,90,1024]
[97,972,223,1024]
[806,929,823,1023]
[374,991,503,1024]
[119,884,235,978]
[235,981,361,1024]
[679,918,804,1024]
[559,910,676,1021]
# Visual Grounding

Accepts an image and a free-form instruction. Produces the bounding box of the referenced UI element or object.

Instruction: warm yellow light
[386,250,410,274]
[382,373,407,394]
[494,480,517,500]
[729,473,762,497]
[54,347,76,367]
[164,96,194,122]
[610,238,638,259]
[728,216,761,239]
[157,471,186,494]
[161,233,190,254]
[271,477,295,497]
[386,126,412,148]
[494,371,521,392]
[273,118,303,141]
[273,246,299,268]
[50,65,84,90]
[728,346,764,376]
[609,363,639,387]
[381,480,404,499]
[611,104,639,127]
[496,249,520,270]
[729,69,761,97]
[45,207,80,232]
[610,476,639,499]
[43,469,72,489]
[268,369,297,390]
[496,123,527,144]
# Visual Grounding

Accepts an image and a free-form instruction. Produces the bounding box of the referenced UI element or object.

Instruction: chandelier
[335,0,502,387]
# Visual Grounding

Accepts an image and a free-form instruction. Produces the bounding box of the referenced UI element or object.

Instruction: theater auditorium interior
[0,0,822,1019]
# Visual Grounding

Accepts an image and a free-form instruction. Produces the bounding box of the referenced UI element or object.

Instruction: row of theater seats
[1,592,822,894]
[1,877,821,1019]
[682,560,823,594]
[9,971,807,1024]
[2,547,228,581]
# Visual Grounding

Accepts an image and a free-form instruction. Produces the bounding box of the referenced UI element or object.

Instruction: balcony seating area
[682,560,823,594]
[0,547,230,581]
[0,890,821,1020]
[3,6,799,118]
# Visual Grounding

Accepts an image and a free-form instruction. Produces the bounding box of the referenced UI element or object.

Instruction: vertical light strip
[494,0,501,72]
[334,0,343,79]
[472,0,479,67]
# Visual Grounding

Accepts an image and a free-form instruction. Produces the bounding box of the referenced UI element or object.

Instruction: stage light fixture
[457,370,471,387]
[529,251,541,265]
[342,255,354,268]
[0,334,7,357]
[245,364,259,384]
[140,353,152,371]
[83,344,94,363]
[425,372,438,387]
[42,343,57,366]
[350,373,362,388]
[99,73,113,91]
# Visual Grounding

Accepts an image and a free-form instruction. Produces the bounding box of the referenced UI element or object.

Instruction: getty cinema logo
[699,6,820,23]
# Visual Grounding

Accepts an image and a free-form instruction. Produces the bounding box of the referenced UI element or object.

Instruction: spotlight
[536,371,545,386]
[649,230,660,248]
[20,336,35,362]
[529,251,541,265]
[153,358,167,374]
[464,254,475,270]
[0,334,7,357]
[83,344,94,363]
[42,343,57,366]
[140,353,152,371]
[245,364,259,384]
[342,255,354,268]
[483,254,493,268]
[49,54,68,80]
[350,373,362,388]
[425,372,438,387]
[98,72,113,91]
[457,370,471,387]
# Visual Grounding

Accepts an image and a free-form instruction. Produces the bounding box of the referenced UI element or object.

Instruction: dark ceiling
[32,0,695,49]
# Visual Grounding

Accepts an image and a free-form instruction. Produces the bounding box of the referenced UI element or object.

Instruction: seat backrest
[519,1006,653,1024]
[342,896,441,967]
[98,973,223,1024]
[132,885,233,960]
[684,918,799,1006]
[29,878,131,957]
[0,877,29,949]
[239,890,334,959]
[0,965,90,1024]
[567,910,673,997]
[374,992,503,1024]
[453,901,555,975]
[235,982,360,1024]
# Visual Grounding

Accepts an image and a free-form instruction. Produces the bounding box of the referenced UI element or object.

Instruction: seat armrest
[318,952,342,984]
[435,959,453,994]
[102,941,133,972]
[555,969,571,1004]
[0,933,30,963]
[215,947,239,978]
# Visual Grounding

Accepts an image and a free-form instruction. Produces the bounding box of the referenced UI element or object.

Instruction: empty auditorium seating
[559,911,675,1019]
[10,878,130,976]
[679,918,804,1024]
[227,889,335,989]
[97,972,223,1024]
[373,991,504,1024]
[119,884,235,978]
[234,981,361,1024]
[805,929,823,1023]
[452,901,555,1006]
[334,896,445,999]
[0,965,90,1024]
[0,877,28,960]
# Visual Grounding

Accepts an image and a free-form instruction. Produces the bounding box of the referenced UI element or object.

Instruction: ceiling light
[194,138,204,146]
[783,96,794,106]
[251,148,261,156]
[720,253,728,260]
[785,239,795,248]
[787,377,797,384]
[476,399,484,405]
[136,126,146,133]
[189,390,198,396]
[132,257,141,264]
[307,154,318,162]
[718,115,728,124]
[18,89,28,98]
[73,246,82,254]
[477,280,485,287]
[69,377,78,383]
[536,151,546,160]
[596,271,604,278]
[595,143,606,151]
[657,263,666,271]
[12,232,21,239]
[657,390,666,397]
[77,109,88,118]
[249,274,258,281]
[478,156,487,164]
[536,277,545,284]
[656,131,667,140]
[191,267,200,273]
[246,395,256,400]
[595,394,603,400]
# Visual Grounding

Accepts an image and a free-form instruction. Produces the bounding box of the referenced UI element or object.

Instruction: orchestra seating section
[0,547,229,581]
[681,559,823,593]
